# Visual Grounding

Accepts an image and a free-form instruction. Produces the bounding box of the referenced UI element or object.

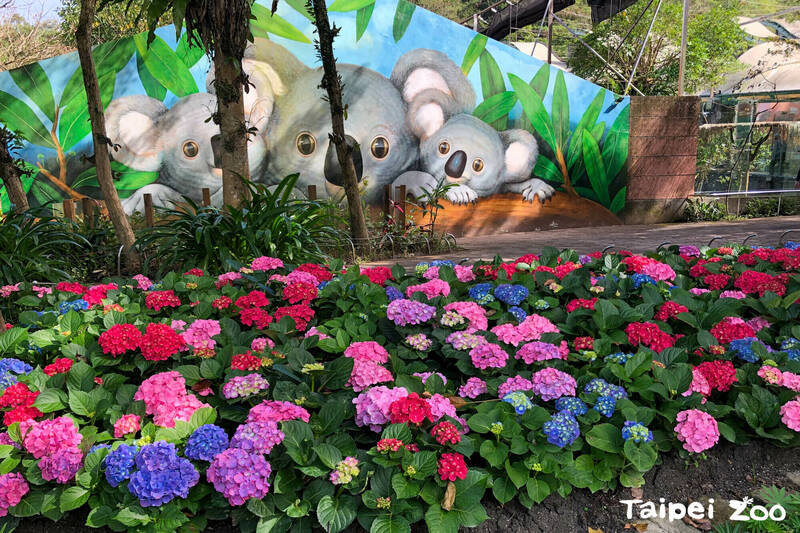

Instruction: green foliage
[135,175,346,275]
[682,198,729,222]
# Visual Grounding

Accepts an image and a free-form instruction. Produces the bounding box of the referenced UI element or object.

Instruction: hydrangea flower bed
[1,244,800,532]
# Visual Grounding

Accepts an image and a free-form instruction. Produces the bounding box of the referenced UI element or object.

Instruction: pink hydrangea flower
[353,386,409,432]
[0,473,28,516]
[498,375,534,398]
[458,377,487,399]
[454,265,476,282]
[247,400,310,424]
[757,365,783,386]
[251,337,275,351]
[746,317,770,332]
[517,314,559,341]
[182,319,221,350]
[39,447,82,483]
[251,256,284,271]
[114,414,141,438]
[469,342,508,369]
[443,301,487,332]
[530,367,576,401]
[641,262,676,281]
[347,360,393,392]
[32,286,52,298]
[782,372,800,392]
[491,323,525,346]
[23,417,82,459]
[305,327,330,340]
[682,367,711,402]
[719,290,746,299]
[516,341,565,364]
[345,341,390,364]
[780,399,800,431]
[427,394,457,421]
[422,266,440,280]
[674,409,720,453]
[406,279,451,299]
[689,288,711,295]
[133,371,210,428]
[216,271,242,288]
[132,274,153,290]
[286,270,319,286]
[0,284,20,298]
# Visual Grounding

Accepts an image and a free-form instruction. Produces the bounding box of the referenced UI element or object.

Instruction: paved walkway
[365,216,800,267]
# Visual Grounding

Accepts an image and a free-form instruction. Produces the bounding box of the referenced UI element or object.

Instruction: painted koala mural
[391,50,553,204]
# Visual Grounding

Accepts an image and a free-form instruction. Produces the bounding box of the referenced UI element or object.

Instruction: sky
[9,0,63,20]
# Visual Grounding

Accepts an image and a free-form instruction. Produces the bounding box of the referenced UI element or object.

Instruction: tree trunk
[76,0,140,270]
[311,0,370,250]
[0,135,28,213]
[212,49,251,208]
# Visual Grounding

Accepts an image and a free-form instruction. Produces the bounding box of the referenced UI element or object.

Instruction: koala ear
[105,95,167,172]
[500,129,539,182]
[390,49,476,111]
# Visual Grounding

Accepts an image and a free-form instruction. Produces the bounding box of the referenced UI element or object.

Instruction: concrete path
[364,216,800,267]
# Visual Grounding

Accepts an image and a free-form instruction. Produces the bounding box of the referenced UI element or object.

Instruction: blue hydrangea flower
[622,421,653,443]
[469,283,495,305]
[502,391,533,415]
[385,286,403,302]
[317,281,328,290]
[185,424,229,462]
[0,358,33,391]
[780,338,800,361]
[509,306,527,323]
[88,444,111,456]
[58,299,90,314]
[128,441,199,507]
[594,395,616,417]
[543,411,580,448]
[554,396,588,416]
[729,337,766,363]
[430,260,456,268]
[104,444,138,488]
[584,378,628,400]
[604,352,633,364]
[785,241,800,250]
[494,284,529,306]
[632,274,656,289]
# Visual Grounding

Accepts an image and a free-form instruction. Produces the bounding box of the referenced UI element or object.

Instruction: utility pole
[547,0,553,64]
[678,0,689,95]
[473,13,478,31]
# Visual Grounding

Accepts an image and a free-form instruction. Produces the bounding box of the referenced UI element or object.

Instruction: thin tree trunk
[212,49,251,208]
[311,0,369,250]
[0,138,28,212]
[76,0,140,270]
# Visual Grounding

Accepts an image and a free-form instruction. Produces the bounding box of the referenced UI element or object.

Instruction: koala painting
[391,50,555,204]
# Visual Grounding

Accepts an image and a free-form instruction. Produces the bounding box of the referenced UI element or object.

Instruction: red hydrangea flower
[710,317,755,344]
[514,254,539,265]
[696,360,737,392]
[56,282,86,294]
[496,263,517,279]
[295,263,333,282]
[0,383,38,408]
[98,323,142,357]
[389,393,432,425]
[734,270,787,297]
[360,266,393,286]
[184,268,204,277]
[3,406,42,426]
[145,290,181,311]
[139,323,186,361]
[405,443,419,453]
[654,301,689,321]
[274,305,314,331]
[431,421,461,445]
[235,290,270,309]
[283,282,318,304]
[239,307,273,329]
[574,336,594,350]
[83,283,117,306]
[212,296,232,309]
[438,452,468,481]
[376,438,404,453]
[703,274,730,291]
[554,262,580,279]
[231,352,262,371]
[625,322,675,352]
[621,255,656,273]
[566,298,597,312]
[43,358,74,377]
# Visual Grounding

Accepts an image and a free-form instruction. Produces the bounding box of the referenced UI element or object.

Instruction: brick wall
[623,95,700,223]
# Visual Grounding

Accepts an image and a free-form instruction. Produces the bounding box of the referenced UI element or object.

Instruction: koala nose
[445,150,467,179]
[324,135,363,187]
[210,134,223,168]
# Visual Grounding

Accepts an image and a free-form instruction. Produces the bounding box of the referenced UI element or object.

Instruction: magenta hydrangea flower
[207,448,272,506]
[22,417,82,459]
[133,371,210,428]
[230,421,284,454]
[347,359,394,392]
[413,372,446,385]
[353,386,408,432]
[516,314,559,341]
[344,341,390,363]
[781,399,800,431]
[247,401,310,424]
[674,409,720,453]
[0,473,28,516]
[39,447,82,484]
[498,375,534,398]
[427,394,456,421]
[530,367,576,401]
[516,341,564,364]
[386,299,436,326]
[251,256,284,271]
[469,342,508,369]
[458,377,487,399]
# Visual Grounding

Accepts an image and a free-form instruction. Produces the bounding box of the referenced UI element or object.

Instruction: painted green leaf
[566,126,584,172]
[10,63,55,123]
[534,156,562,184]
[329,0,374,11]
[250,4,312,43]
[591,121,605,142]
[575,186,599,203]
[0,91,54,148]
[479,50,507,130]
[93,36,137,76]
[551,70,569,150]
[393,0,416,42]
[30,179,62,205]
[610,186,626,213]
[175,30,206,69]
[575,89,605,136]
[509,73,555,153]
[134,34,199,97]
[582,131,610,207]
[137,53,167,101]
[461,34,488,75]
[356,2,376,41]
[59,72,116,152]
[71,161,158,195]
[284,0,314,20]
[473,91,517,125]
[529,63,550,99]
[602,104,629,180]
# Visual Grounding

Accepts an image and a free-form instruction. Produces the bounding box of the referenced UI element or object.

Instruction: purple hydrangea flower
[229,421,284,454]
[207,448,271,506]
[127,441,199,507]
[386,299,436,326]
[104,444,137,488]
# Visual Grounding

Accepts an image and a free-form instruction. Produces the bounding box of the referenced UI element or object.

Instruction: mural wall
[0,0,630,234]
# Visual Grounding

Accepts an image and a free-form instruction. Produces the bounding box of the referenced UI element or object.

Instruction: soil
[407,192,622,238]
[9,441,799,533]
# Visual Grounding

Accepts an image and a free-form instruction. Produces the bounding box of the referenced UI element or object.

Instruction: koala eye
[370,136,390,160]
[472,158,485,173]
[296,132,316,156]
[182,140,199,159]
[438,141,450,155]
